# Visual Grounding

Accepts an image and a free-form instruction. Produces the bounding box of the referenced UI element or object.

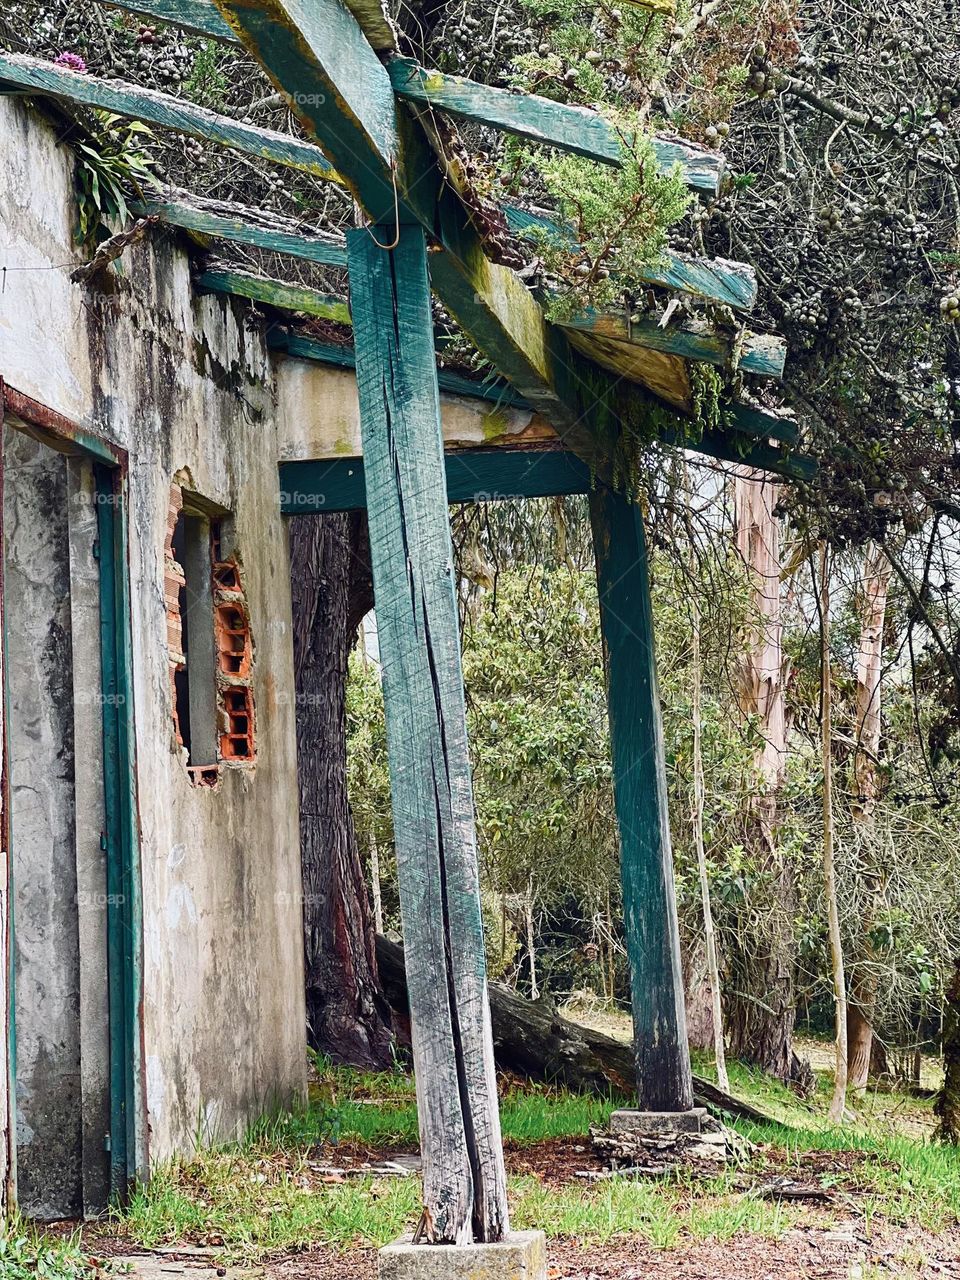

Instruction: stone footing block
[378,1230,547,1280]
[609,1107,708,1135]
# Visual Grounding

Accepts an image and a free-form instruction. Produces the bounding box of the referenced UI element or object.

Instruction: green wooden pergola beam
[268,329,810,472]
[132,193,348,267]
[194,268,351,322]
[0,50,341,180]
[503,204,758,311]
[198,261,784,378]
[387,58,724,192]
[98,3,693,169]
[269,331,529,407]
[0,48,750,310]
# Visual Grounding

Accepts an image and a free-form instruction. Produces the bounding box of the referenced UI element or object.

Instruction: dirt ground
[259,1222,960,1280]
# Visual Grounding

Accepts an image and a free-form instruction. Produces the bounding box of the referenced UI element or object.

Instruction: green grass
[72,1061,960,1264]
[0,1218,116,1279]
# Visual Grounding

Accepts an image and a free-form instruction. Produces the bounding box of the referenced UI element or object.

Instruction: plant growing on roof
[509,130,690,323]
[74,110,157,246]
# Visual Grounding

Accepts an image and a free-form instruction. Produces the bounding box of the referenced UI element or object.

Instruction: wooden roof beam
[0,50,750,310]
[192,255,784,380]
[97,1,719,188]
[387,59,724,192]
[0,50,340,180]
[132,190,349,266]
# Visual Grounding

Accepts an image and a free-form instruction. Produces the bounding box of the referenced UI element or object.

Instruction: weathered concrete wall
[0,95,307,1180]
[3,427,83,1219]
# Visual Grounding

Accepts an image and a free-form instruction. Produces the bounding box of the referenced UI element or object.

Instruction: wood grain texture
[561,311,786,378]
[278,448,591,511]
[590,486,695,1113]
[347,223,509,1244]
[212,0,401,220]
[387,59,723,192]
[134,193,349,266]
[0,51,340,180]
[195,269,352,322]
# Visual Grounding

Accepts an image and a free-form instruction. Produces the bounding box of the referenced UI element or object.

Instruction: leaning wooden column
[589,484,694,1114]
[346,224,509,1244]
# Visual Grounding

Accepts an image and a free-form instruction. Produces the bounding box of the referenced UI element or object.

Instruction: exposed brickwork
[164,485,186,747]
[213,558,256,763]
[164,489,256,778]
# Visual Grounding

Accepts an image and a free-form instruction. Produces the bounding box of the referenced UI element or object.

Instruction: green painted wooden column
[590,485,694,1113]
[346,223,509,1245]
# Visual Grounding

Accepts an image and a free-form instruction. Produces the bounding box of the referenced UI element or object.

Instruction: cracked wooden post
[590,485,695,1116]
[346,223,509,1245]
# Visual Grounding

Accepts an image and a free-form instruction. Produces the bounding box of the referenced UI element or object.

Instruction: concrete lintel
[609,1107,708,1136]
[378,1231,547,1280]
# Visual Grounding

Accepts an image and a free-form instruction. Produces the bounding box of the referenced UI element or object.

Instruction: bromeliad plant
[74,110,157,246]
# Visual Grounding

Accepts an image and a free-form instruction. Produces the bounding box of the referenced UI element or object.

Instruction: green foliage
[516,132,690,321]
[0,1221,113,1280]
[74,111,157,247]
[182,40,229,108]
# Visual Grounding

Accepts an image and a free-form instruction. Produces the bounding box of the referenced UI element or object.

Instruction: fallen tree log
[375,935,773,1125]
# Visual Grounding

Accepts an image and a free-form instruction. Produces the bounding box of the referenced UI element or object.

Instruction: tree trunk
[290,511,394,1070]
[936,958,960,1142]
[375,935,772,1123]
[727,470,795,1080]
[819,543,848,1125]
[847,542,892,1094]
[691,577,729,1092]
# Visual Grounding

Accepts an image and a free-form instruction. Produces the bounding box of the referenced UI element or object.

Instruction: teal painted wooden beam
[347,223,509,1244]
[0,51,340,181]
[503,204,757,311]
[132,194,349,267]
[560,310,786,377]
[98,3,714,186]
[388,58,724,192]
[278,448,591,511]
[590,484,695,1113]
[211,0,403,223]
[194,269,352,323]
[268,330,812,476]
[269,331,529,407]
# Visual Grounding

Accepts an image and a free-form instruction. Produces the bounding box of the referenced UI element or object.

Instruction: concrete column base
[378,1230,547,1280]
[609,1106,708,1136]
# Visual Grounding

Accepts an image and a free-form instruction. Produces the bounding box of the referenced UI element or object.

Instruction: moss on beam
[194,269,352,323]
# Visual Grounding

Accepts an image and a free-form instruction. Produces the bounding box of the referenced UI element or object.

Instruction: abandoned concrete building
[0,0,806,1255]
[0,89,605,1221]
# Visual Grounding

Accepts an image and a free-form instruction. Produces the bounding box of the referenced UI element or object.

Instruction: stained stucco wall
[0,96,307,1172]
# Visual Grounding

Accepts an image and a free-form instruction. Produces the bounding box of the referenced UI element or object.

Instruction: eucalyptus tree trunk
[847,542,892,1094]
[691,591,729,1092]
[728,470,795,1079]
[819,543,848,1124]
[289,512,394,1069]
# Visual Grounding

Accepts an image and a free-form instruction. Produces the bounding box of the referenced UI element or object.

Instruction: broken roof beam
[387,59,724,192]
[133,192,349,267]
[0,51,340,182]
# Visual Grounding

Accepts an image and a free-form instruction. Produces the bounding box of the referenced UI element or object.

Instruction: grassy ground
[13,1036,960,1275]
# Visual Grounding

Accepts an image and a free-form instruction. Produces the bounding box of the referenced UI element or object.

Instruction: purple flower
[54,52,87,73]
